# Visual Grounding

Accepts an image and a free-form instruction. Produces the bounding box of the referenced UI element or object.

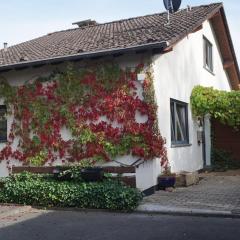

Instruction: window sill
[203,66,215,76]
[171,143,192,148]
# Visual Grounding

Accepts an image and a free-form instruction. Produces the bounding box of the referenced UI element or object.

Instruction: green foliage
[211,148,240,170]
[55,65,91,104]
[0,77,16,109]
[71,159,96,169]
[96,64,121,91]
[191,86,240,128]
[0,172,142,211]
[27,150,48,166]
[57,160,96,180]
[78,128,96,145]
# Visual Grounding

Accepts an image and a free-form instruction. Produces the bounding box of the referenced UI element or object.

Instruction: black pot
[81,167,104,182]
[158,176,176,190]
[53,168,72,181]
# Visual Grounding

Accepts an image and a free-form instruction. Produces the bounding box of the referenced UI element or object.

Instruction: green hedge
[191,86,240,128]
[0,172,142,211]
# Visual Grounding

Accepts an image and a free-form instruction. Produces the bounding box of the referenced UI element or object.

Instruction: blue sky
[0,0,239,62]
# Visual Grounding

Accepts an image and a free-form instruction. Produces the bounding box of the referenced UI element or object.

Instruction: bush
[191,86,240,128]
[211,148,240,170]
[0,172,142,211]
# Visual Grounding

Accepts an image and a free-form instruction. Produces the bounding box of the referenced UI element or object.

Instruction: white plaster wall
[152,20,232,174]
[0,19,233,191]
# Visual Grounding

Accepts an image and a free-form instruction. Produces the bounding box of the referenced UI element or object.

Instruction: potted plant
[158,167,176,190]
[53,159,104,182]
[79,159,104,182]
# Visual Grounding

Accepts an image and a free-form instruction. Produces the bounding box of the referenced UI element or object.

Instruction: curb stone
[136,204,240,219]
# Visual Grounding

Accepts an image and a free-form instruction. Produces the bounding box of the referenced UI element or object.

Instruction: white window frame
[203,36,214,73]
[170,99,189,146]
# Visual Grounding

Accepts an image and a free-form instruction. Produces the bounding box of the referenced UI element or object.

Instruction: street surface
[0,209,240,240]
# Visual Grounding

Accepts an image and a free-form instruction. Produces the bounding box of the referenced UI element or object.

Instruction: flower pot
[53,167,72,181]
[81,167,104,182]
[158,176,176,190]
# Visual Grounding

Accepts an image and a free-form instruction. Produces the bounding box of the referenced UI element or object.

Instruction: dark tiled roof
[0,3,222,67]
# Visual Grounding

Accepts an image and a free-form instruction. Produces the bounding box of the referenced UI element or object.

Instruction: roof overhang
[210,7,240,90]
[163,4,240,90]
[0,41,169,73]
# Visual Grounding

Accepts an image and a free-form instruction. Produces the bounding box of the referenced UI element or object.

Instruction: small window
[203,36,213,73]
[170,99,189,145]
[0,106,7,142]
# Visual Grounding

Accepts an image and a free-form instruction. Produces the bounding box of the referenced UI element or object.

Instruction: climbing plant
[191,86,240,128]
[0,62,168,170]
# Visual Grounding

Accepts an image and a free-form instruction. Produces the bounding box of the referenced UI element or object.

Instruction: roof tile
[0,3,222,66]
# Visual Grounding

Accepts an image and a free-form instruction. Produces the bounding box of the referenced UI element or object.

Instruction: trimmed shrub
[0,172,142,211]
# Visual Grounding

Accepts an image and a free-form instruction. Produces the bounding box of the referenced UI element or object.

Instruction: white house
[0,3,239,194]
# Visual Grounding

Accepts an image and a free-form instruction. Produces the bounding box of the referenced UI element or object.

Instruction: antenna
[163,0,182,13]
[163,0,182,24]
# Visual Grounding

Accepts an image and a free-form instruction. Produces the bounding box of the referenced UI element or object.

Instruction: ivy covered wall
[0,61,168,172]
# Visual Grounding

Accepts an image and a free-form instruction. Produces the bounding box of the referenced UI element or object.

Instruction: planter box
[158,176,176,190]
[53,170,72,181]
[175,171,199,187]
[81,168,104,182]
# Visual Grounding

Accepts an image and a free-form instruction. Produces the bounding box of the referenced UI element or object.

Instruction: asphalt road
[0,210,240,240]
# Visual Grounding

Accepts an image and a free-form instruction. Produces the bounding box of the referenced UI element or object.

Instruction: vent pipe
[3,42,8,52]
[187,5,192,11]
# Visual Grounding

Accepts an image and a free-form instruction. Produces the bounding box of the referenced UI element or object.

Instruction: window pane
[205,43,209,67]
[0,106,7,141]
[204,37,213,72]
[176,105,186,141]
[170,100,188,145]
[0,128,7,140]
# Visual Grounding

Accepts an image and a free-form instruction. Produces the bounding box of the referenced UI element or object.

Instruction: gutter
[0,41,169,72]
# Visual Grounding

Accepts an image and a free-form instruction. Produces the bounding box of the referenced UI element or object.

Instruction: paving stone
[143,173,240,212]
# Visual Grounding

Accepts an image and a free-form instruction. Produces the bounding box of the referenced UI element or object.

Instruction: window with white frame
[203,36,213,72]
[170,99,189,145]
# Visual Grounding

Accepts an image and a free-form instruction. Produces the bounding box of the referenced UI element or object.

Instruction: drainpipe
[202,118,207,167]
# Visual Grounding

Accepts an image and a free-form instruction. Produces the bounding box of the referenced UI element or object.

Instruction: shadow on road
[0,210,240,240]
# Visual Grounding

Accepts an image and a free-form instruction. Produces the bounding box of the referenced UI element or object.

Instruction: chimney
[187,5,192,12]
[72,19,97,28]
[3,42,8,52]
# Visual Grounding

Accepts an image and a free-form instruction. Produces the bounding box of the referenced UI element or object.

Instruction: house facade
[0,3,239,193]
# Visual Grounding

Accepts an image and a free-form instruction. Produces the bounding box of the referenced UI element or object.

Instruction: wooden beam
[135,49,148,54]
[50,61,63,65]
[162,47,173,54]
[191,25,203,33]
[210,11,221,20]
[112,53,123,58]
[152,48,163,55]
[223,60,234,69]
[12,166,136,174]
